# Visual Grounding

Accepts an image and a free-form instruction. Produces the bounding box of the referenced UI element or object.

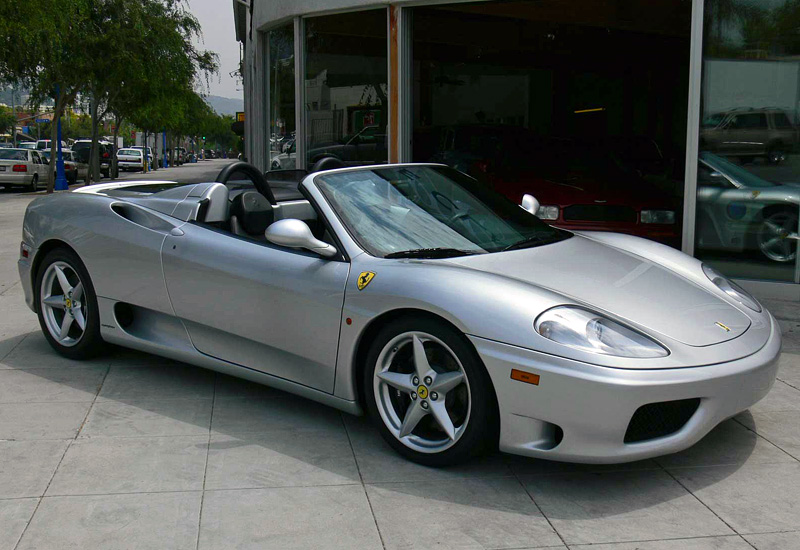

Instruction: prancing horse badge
[357,271,376,291]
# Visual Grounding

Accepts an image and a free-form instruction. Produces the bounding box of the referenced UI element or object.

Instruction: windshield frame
[311,163,571,259]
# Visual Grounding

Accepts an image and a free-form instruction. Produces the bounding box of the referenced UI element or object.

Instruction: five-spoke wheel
[364,316,495,466]
[758,210,798,263]
[35,248,103,358]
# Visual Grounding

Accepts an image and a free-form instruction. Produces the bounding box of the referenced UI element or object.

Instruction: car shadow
[0,330,760,521]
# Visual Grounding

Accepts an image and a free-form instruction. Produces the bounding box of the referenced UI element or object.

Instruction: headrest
[230,191,274,236]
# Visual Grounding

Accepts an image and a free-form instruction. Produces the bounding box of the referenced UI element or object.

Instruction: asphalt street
[0,166,798,549]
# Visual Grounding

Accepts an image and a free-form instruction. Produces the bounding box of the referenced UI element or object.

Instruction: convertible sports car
[18,162,780,466]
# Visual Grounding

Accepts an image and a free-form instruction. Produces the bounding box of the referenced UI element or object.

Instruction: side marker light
[511,369,540,386]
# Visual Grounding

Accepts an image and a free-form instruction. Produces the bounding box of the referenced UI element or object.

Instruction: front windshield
[700,151,776,188]
[315,165,570,258]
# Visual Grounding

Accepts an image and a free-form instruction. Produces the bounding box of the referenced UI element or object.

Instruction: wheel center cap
[65,298,72,309]
[417,385,429,400]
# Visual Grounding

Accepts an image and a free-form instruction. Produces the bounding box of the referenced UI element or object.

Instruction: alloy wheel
[373,331,471,454]
[40,261,87,347]
[758,211,798,262]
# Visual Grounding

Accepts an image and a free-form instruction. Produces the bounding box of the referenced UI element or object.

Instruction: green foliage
[0,105,15,134]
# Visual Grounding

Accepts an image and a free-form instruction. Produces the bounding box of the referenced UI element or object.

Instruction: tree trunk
[46,95,67,194]
[112,114,122,177]
[89,94,100,184]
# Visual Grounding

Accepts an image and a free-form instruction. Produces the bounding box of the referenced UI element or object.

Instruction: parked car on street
[72,140,115,178]
[130,146,154,169]
[696,151,800,263]
[36,140,67,151]
[116,148,145,172]
[40,149,88,185]
[700,108,798,164]
[19,162,780,466]
[17,142,37,150]
[0,148,47,191]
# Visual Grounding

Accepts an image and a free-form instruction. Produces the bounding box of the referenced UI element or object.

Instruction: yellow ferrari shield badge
[357,271,376,291]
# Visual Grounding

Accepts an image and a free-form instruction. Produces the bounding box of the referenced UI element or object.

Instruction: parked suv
[71,140,115,178]
[700,108,798,164]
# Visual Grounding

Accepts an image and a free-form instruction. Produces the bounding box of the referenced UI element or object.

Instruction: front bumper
[471,313,781,463]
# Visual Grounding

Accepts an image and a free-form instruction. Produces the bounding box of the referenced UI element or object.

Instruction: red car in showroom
[421,126,681,247]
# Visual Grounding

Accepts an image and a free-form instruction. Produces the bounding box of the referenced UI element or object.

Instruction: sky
[186,0,242,99]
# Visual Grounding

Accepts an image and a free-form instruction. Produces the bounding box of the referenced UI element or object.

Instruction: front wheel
[364,316,496,466]
[758,210,798,263]
[35,248,104,359]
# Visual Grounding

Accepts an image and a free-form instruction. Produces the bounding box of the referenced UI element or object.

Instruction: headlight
[702,264,762,312]
[536,205,560,221]
[535,306,668,358]
[640,210,676,224]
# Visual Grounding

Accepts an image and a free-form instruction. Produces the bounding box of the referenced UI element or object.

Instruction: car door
[161,220,350,393]
[29,151,45,179]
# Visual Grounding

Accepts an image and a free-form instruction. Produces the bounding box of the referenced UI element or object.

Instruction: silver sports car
[18,163,780,466]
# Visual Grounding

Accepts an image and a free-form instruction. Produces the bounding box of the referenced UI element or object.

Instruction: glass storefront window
[696,0,800,283]
[268,25,296,171]
[411,1,691,249]
[304,10,388,170]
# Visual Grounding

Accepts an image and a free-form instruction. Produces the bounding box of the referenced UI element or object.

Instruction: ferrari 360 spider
[18,163,780,465]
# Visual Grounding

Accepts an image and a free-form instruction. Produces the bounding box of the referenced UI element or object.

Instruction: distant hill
[205,95,243,116]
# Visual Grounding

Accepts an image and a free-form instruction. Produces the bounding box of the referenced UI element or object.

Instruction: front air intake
[624,398,701,444]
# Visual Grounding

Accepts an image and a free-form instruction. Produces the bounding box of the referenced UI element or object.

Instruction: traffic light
[202,136,206,141]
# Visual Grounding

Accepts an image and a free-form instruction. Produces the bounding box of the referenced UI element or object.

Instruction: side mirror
[521,194,540,215]
[265,218,338,258]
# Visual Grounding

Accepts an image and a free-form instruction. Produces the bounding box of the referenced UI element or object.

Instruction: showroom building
[233,0,800,298]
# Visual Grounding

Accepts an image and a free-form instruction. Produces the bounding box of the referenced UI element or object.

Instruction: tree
[83,0,217,182]
[0,0,94,192]
[0,105,15,135]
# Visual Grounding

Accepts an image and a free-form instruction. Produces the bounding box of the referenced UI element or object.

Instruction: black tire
[68,174,77,186]
[29,174,38,192]
[767,143,786,165]
[363,315,497,466]
[34,248,104,359]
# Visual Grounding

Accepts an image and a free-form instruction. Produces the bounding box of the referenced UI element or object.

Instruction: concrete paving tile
[777,321,800,353]
[214,372,287,400]
[777,353,800,389]
[734,411,800,460]
[750,380,800,413]
[656,418,793,469]
[97,365,214,402]
[0,331,107,370]
[198,485,383,550]
[367,477,562,550]
[507,454,660,477]
[211,396,343,434]
[743,531,800,549]
[568,535,754,549]
[0,401,91,440]
[0,440,70,498]
[670,462,800,533]
[47,436,208,496]
[521,469,733,545]
[79,398,212,438]
[0,334,27,363]
[0,498,38,550]
[0,366,107,403]
[16,492,201,550]
[344,415,511,483]
[204,431,360,490]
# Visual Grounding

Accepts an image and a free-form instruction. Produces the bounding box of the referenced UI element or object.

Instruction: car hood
[447,235,750,347]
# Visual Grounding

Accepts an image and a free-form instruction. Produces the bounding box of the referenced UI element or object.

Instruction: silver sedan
[18,163,780,465]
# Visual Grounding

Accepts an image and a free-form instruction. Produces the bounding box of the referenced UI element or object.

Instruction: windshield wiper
[503,233,565,252]
[384,248,482,259]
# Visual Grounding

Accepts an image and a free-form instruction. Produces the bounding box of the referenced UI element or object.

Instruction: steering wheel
[216,162,276,205]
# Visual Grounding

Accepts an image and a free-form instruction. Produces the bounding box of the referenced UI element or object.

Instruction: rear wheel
[758,209,798,262]
[767,144,786,165]
[364,316,495,466]
[28,174,38,192]
[35,248,104,359]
